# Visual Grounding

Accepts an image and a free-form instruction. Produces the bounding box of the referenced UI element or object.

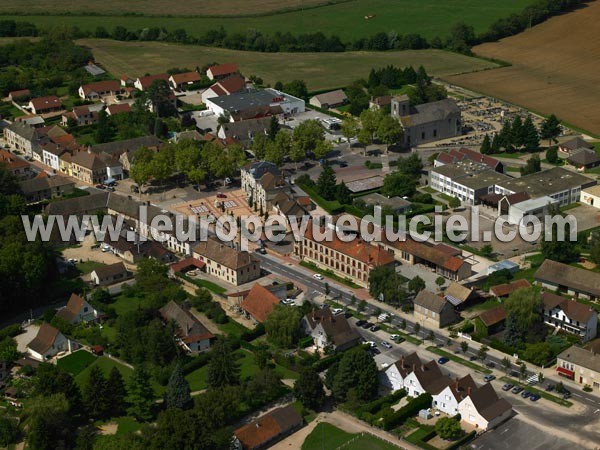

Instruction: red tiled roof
[81,80,121,96]
[478,306,506,327]
[234,405,302,450]
[30,95,61,111]
[304,227,395,267]
[27,323,61,355]
[136,73,169,90]
[9,89,30,99]
[241,284,280,323]
[490,279,531,298]
[387,238,466,273]
[207,63,238,78]
[106,103,132,115]
[169,257,206,274]
[170,71,201,84]
[215,74,246,95]
[437,147,501,171]
[0,149,29,170]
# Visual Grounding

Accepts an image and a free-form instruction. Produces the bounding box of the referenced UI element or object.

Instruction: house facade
[556,345,600,390]
[79,80,123,100]
[301,307,361,352]
[55,293,100,325]
[457,384,512,431]
[535,259,600,301]
[413,290,458,329]
[159,301,214,353]
[26,323,70,361]
[541,292,597,342]
[3,121,38,158]
[90,262,130,286]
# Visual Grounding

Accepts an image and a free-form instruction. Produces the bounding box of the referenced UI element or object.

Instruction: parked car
[486,361,495,368]
[511,386,524,394]
[521,391,532,398]
[313,274,324,280]
[106,186,115,192]
[529,394,541,401]
[365,341,377,348]
[369,347,381,355]
[332,308,344,315]
[437,357,449,365]
[95,184,105,189]
[362,322,373,329]
[381,341,392,350]
[255,247,267,254]
[545,384,555,392]
[282,298,295,305]
[484,375,496,382]
[216,193,227,198]
[390,334,400,340]
[502,383,514,391]
[356,320,366,327]
[370,325,380,332]
[469,355,477,361]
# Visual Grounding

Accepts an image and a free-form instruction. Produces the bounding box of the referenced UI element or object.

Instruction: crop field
[0,0,532,41]
[448,1,600,137]
[77,38,500,91]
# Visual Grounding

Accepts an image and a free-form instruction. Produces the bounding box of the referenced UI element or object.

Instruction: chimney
[412,363,416,371]
[468,387,472,395]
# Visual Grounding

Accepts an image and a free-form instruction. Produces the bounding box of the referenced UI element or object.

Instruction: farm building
[309,89,348,109]
[567,148,600,171]
[535,260,600,301]
[558,137,594,156]
[206,63,238,80]
[28,96,62,115]
[168,71,201,90]
[580,185,600,209]
[201,74,248,104]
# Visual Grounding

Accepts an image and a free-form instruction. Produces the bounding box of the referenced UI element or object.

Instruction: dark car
[521,391,532,398]
[545,384,555,392]
[483,375,496,382]
[511,386,524,394]
[469,355,477,361]
[369,347,381,355]
[339,161,348,167]
[255,247,267,254]
[502,383,514,391]
[486,361,496,368]
[370,325,380,332]
[95,184,106,189]
[437,357,449,365]
[362,322,373,329]
[529,394,541,401]
[356,320,366,327]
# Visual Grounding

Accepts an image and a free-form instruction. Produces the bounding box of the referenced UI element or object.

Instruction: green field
[57,350,97,376]
[302,423,402,450]
[0,1,531,41]
[74,355,134,387]
[78,39,500,91]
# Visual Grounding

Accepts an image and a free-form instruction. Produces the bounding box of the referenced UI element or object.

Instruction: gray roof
[206,88,300,113]
[560,137,594,152]
[359,192,411,210]
[5,121,37,141]
[345,175,384,193]
[401,98,460,127]
[84,64,106,76]
[220,117,270,141]
[92,262,127,279]
[243,160,280,180]
[496,167,596,198]
[534,259,600,297]
[432,161,511,191]
[45,191,109,216]
[20,175,74,194]
[567,148,600,166]
[91,136,162,157]
[310,89,347,106]
[558,345,600,373]
[414,290,448,313]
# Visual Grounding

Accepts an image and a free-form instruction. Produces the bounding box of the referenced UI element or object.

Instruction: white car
[282,298,295,305]
[313,273,324,280]
[365,341,377,348]
[331,308,343,315]
[390,334,400,341]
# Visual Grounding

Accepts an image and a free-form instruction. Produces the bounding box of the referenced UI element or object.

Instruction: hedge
[241,323,265,342]
[182,352,212,375]
[0,324,22,341]
[381,393,432,430]
[445,430,477,450]
[357,389,407,416]
[312,352,344,372]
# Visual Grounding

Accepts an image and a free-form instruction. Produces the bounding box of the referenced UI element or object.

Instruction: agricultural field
[448,1,600,137]
[77,38,500,91]
[0,0,532,41]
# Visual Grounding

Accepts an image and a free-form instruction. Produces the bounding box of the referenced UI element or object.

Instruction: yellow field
[78,39,500,91]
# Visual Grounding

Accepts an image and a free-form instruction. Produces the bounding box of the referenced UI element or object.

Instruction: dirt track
[447,1,600,136]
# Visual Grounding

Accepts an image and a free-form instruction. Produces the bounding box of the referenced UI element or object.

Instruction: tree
[90,288,111,304]
[358,108,381,146]
[106,366,128,417]
[268,115,280,141]
[293,367,325,410]
[477,345,488,361]
[83,365,109,420]
[448,196,461,208]
[435,277,445,289]
[504,287,544,343]
[336,181,352,205]
[413,323,421,336]
[480,134,491,154]
[341,116,359,149]
[313,139,333,160]
[538,372,545,385]
[358,300,367,312]
[316,162,337,200]
[265,305,302,348]
[332,347,378,402]
[510,116,524,148]
[435,416,462,440]
[377,114,403,152]
[400,318,406,330]
[541,205,580,263]
[207,339,239,388]
[460,341,468,354]
[408,276,425,295]
[282,80,308,99]
[546,146,558,164]
[146,79,176,117]
[591,232,600,265]
[0,417,18,447]
[522,115,539,150]
[520,154,541,175]
[398,153,424,178]
[27,393,73,450]
[369,266,407,306]
[127,367,156,421]
[95,110,114,143]
[0,337,18,362]
[129,146,155,194]
[540,114,561,145]
[503,313,521,347]
[519,362,528,382]
[427,330,435,342]
[293,119,325,159]
[381,171,417,198]
[265,131,291,166]
[501,357,511,374]
[164,362,192,410]
[251,133,269,160]
[522,342,553,366]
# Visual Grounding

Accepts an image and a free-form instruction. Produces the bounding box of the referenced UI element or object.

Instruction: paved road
[256,252,600,410]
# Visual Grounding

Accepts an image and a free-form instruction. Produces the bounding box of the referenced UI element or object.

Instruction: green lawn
[75,356,133,387]
[463,297,501,313]
[216,319,250,337]
[1,1,532,41]
[76,260,106,275]
[57,350,97,376]
[302,422,403,450]
[111,293,148,316]
[75,39,501,91]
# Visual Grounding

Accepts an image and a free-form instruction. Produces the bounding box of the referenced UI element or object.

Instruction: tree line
[0,1,587,54]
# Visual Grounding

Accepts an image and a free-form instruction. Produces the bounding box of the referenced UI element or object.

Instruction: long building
[293,225,395,287]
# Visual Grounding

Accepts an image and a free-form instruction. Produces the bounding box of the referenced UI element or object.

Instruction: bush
[241,323,265,342]
[0,324,21,341]
[313,352,344,372]
[382,393,432,430]
[356,389,406,419]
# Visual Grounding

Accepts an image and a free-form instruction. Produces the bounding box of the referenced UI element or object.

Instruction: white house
[581,185,600,209]
[457,383,512,431]
[55,293,101,325]
[431,375,477,416]
[159,301,214,353]
[382,353,424,391]
[403,360,444,398]
[542,292,598,342]
[26,323,71,361]
[90,262,130,286]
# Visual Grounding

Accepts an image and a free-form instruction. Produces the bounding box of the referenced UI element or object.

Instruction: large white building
[204,88,305,121]
[542,292,597,342]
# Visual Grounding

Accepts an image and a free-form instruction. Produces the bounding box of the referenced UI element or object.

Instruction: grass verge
[426,346,492,374]
[500,376,572,407]
[299,261,361,289]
